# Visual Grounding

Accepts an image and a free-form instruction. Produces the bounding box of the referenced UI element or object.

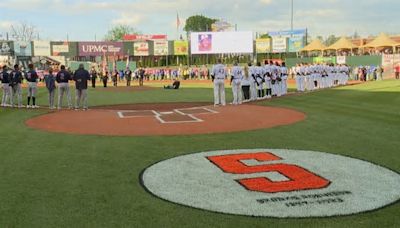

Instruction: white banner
[190,31,253,54]
[153,40,168,56]
[272,37,287,53]
[336,56,346,64]
[52,44,69,55]
[33,41,51,56]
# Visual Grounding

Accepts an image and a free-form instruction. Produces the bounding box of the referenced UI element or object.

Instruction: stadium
[0,0,399,227]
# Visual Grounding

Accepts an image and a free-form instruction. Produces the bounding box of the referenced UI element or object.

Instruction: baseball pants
[75,89,88,109]
[10,84,22,107]
[231,80,242,105]
[1,83,11,106]
[58,83,72,109]
[213,79,225,105]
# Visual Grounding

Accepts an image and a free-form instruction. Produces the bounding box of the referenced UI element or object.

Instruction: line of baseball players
[293,63,350,92]
[1,64,90,110]
[211,60,289,106]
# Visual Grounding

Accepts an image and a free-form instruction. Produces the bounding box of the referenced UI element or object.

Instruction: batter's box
[117,110,157,118]
[155,112,203,124]
[175,107,218,115]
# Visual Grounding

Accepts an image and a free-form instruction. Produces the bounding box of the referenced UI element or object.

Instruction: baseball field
[0,79,399,227]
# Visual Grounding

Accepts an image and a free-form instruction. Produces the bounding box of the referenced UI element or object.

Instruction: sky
[0,0,399,41]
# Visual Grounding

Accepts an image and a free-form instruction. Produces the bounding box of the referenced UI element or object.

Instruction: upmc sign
[78,42,123,56]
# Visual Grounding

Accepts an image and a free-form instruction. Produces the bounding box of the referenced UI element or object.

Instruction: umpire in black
[73,64,90,110]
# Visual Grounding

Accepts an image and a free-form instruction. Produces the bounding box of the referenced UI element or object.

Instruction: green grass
[0,80,399,227]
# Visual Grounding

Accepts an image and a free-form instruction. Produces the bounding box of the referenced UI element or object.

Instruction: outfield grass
[0,80,399,227]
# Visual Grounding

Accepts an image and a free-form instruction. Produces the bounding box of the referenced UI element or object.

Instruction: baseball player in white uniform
[280,62,288,95]
[230,61,243,105]
[248,62,257,101]
[211,59,227,106]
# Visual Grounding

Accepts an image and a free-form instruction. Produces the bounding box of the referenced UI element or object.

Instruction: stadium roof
[301,39,327,52]
[362,33,399,48]
[326,37,358,50]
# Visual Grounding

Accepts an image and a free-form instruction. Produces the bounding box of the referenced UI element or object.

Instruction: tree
[10,21,37,41]
[324,35,340,46]
[183,15,217,33]
[104,25,141,41]
[259,33,271,39]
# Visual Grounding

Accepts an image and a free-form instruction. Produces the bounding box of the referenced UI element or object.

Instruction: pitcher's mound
[26,103,306,136]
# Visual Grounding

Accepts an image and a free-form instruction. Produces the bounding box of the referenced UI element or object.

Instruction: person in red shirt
[395,64,400,79]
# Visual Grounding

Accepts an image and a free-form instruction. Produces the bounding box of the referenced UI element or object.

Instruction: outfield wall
[286,55,382,68]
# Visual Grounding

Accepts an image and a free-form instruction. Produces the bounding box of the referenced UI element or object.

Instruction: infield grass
[0,79,399,227]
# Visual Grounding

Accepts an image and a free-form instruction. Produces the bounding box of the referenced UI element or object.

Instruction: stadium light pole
[290,0,294,36]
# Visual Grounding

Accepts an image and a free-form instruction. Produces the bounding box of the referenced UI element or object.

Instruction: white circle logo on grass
[141,149,400,218]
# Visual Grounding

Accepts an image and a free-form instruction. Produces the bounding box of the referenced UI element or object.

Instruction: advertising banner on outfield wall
[14,41,32,56]
[313,57,336,64]
[153,40,168,56]
[134,42,149,56]
[272,37,287,53]
[0,41,13,55]
[269,29,307,39]
[337,56,346,64]
[52,42,69,56]
[173,40,188,55]
[382,54,400,67]
[382,54,400,75]
[288,37,305,52]
[33,41,51,56]
[123,34,167,41]
[256,38,271,53]
[190,31,253,54]
[78,42,123,56]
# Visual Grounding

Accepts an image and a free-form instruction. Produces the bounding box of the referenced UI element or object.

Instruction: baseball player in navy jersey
[1,65,11,107]
[211,59,227,106]
[56,65,72,109]
[230,61,243,105]
[10,64,23,108]
[25,63,39,108]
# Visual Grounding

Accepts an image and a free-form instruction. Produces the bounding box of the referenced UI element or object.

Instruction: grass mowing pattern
[0,80,399,227]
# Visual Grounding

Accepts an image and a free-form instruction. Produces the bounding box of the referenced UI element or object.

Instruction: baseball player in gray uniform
[25,63,39,108]
[10,64,23,108]
[211,59,227,106]
[1,65,11,107]
[56,65,72,109]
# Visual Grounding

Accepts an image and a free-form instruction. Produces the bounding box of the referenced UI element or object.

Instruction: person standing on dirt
[73,64,90,110]
[56,65,72,109]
